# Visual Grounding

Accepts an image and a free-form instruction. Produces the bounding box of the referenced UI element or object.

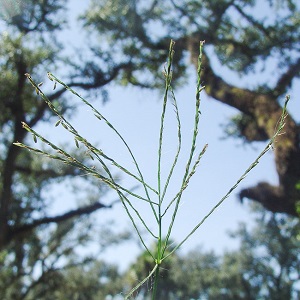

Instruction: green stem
[157,40,175,203]
[163,41,205,253]
[163,95,290,261]
[125,264,158,299]
[151,265,160,300]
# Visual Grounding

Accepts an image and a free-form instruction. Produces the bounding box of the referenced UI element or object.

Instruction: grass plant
[14,40,289,299]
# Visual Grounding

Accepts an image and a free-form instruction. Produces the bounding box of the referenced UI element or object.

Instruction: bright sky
[12,0,299,271]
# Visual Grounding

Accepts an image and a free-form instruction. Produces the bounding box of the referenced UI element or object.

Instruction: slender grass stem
[27,72,159,222]
[160,87,182,204]
[48,73,158,221]
[154,40,176,299]
[151,265,160,300]
[161,143,208,218]
[162,95,290,261]
[119,193,157,256]
[163,41,205,252]
[125,264,159,300]
[157,40,175,202]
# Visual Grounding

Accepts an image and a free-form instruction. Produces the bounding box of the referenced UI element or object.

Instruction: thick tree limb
[185,36,300,216]
[239,182,298,217]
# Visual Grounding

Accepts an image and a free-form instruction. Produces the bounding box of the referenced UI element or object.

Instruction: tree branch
[274,57,300,97]
[183,36,300,217]
[239,182,297,217]
[9,201,112,242]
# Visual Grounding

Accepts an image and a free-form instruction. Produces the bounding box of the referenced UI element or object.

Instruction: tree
[7,206,296,299]
[112,208,300,299]
[224,209,300,299]
[15,259,123,300]
[0,1,132,298]
[81,0,300,216]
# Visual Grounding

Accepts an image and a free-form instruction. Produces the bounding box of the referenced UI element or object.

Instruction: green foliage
[3,208,297,299]
[117,210,300,299]
[0,32,55,130]
[82,0,300,90]
[223,113,270,142]
[22,260,123,300]
[0,0,66,32]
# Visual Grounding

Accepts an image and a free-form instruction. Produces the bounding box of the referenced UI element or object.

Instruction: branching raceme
[14,40,289,299]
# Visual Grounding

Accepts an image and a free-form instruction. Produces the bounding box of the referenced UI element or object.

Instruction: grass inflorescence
[15,40,289,299]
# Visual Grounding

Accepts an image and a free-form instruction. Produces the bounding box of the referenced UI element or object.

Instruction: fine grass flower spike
[15,40,289,300]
